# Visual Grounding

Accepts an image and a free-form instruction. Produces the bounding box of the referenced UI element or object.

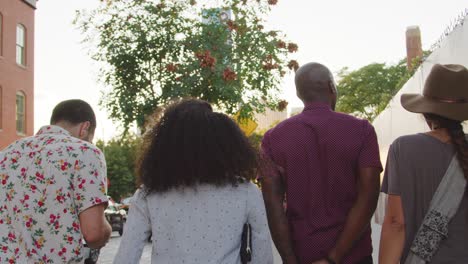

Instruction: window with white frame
[0,86,2,129]
[0,13,3,56]
[16,91,26,134]
[16,24,26,66]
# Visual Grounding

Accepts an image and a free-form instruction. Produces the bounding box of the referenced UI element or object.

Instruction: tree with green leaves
[96,134,142,200]
[75,0,298,131]
[335,62,407,121]
[336,52,430,121]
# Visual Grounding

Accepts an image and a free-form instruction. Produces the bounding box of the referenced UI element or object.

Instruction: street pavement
[98,232,281,264]
[99,221,382,263]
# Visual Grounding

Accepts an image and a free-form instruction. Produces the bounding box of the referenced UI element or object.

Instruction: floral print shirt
[0,125,108,264]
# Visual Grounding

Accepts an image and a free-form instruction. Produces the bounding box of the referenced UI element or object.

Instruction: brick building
[0,0,36,149]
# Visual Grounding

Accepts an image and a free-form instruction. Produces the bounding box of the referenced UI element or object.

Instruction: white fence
[373,15,468,224]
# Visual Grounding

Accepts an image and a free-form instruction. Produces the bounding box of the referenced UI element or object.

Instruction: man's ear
[328,80,337,95]
[79,121,91,138]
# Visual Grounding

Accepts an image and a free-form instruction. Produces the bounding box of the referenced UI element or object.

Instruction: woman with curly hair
[114,99,273,264]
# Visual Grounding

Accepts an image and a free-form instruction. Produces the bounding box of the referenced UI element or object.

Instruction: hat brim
[401,94,468,121]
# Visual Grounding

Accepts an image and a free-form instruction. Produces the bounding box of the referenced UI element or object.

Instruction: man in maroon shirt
[260,63,382,264]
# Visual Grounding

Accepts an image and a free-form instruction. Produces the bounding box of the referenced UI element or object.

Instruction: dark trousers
[356,255,373,264]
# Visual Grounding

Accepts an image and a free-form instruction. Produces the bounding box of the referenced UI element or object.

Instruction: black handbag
[83,247,100,264]
[240,223,252,264]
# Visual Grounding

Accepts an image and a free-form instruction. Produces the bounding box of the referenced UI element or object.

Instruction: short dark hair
[137,99,258,193]
[50,99,97,132]
[295,62,335,102]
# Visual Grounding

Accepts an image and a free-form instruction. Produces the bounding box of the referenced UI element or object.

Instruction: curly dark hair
[137,99,258,193]
[424,113,468,203]
[424,114,468,177]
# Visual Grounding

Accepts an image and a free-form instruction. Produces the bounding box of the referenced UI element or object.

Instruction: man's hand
[259,152,298,264]
[328,167,381,262]
[310,259,330,264]
[79,203,112,249]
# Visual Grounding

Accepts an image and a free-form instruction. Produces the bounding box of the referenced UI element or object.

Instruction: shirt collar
[302,102,332,112]
[36,125,72,136]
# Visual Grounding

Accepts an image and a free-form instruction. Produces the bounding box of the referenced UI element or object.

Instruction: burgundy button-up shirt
[261,102,382,263]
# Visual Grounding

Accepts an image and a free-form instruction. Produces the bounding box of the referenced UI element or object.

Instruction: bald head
[295,62,337,108]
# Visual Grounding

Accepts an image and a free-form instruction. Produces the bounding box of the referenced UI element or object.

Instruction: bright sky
[34,0,467,141]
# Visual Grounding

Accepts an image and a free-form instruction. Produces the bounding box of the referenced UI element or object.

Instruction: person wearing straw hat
[379,64,468,263]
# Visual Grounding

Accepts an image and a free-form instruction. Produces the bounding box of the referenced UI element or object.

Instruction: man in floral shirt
[0,99,111,263]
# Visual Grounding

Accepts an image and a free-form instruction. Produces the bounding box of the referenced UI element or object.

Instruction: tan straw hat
[401,64,468,121]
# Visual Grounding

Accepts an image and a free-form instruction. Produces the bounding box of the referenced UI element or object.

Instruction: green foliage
[248,132,264,150]
[248,119,281,149]
[75,0,297,131]
[96,134,142,200]
[336,52,430,122]
[336,62,407,121]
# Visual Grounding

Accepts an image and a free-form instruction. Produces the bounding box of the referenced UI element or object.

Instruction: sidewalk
[100,220,382,263]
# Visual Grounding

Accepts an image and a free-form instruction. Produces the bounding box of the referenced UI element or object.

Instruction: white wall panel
[373,16,468,225]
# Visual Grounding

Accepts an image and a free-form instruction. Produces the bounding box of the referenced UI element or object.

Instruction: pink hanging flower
[223,68,238,81]
[288,60,299,71]
[227,20,238,31]
[287,43,298,53]
[276,40,286,49]
[166,63,178,72]
[195,50,217,70]
[277,100,288,111]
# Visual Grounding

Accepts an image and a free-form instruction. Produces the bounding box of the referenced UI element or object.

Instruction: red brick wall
[406,26,423,70]
[0,0,35,149]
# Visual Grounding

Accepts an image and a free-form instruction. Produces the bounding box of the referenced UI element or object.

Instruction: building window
[16,92,26,134]
[0,87,2,129]
[0,13,3,56]
[16,24,26,66]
